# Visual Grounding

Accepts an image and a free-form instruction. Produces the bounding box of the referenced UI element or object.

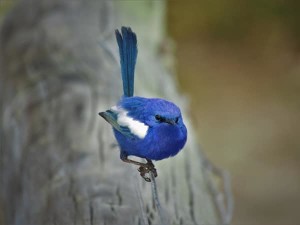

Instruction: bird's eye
[155,115,162,121]
[175,117,179,123]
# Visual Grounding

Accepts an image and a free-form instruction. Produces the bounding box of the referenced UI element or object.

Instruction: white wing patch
[111,106,149,139]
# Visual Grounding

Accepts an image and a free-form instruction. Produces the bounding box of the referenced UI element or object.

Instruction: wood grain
[0,1,223,225]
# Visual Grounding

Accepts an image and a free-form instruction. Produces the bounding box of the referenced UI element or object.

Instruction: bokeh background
[168,1,300,225]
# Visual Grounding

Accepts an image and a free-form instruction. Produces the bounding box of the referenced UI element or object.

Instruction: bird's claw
[138,161,157,182]
[143,176,151,182]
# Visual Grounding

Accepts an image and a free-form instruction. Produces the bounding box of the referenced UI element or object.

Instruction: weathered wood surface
[0,1,226,225]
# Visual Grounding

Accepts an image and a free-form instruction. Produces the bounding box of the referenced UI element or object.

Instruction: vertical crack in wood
[68,176,78,225]
[201,152,234,225]
[135,175,149,225]
[87,84,98,135]
[150,172,168,225]
[184,154,197,225]
[97,126,105,166]
[170,165,179,221]
[179,217,184,225]
[89,200,94,225]
[164,182,169,204]
[115,185,122,206]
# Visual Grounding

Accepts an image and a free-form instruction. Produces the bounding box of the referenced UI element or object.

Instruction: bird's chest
[146,126,182,150]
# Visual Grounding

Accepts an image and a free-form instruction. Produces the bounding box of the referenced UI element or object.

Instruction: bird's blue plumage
[99,27,187,162]
[112,97,187,160]
[115,27,137,97]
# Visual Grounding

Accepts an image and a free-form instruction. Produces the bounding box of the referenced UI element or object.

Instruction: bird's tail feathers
[115,27,137,97]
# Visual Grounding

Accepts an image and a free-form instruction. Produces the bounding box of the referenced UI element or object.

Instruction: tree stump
[0,1,231,225]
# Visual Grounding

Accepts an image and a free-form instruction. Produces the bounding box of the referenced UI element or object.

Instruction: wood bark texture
[0,1,224,225]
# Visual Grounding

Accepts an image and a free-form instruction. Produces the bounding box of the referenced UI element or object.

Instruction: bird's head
[142,98,184,127]
[115,97,186,139]
[120,97,184,127]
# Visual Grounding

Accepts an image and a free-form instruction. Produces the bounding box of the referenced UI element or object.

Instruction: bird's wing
[99,110,136,139]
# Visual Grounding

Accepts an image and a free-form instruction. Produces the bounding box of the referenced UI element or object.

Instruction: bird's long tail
[115,27,138,97]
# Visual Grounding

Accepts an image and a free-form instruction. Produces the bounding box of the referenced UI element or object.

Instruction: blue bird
[99,27,187,181]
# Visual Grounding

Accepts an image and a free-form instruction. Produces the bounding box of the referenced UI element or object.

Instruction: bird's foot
[138,160,157,182]
[120,153,158,182]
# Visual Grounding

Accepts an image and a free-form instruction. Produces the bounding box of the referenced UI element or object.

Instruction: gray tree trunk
[0,1,231,225]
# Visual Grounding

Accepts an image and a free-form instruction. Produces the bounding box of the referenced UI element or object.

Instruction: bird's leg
[137,160,157,182]
[120,154,148,167]
[136,159,157,182]
[120,153,157,182]
[145,159,157,178]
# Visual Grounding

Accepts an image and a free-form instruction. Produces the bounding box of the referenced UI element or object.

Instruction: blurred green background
[168,1,300,225]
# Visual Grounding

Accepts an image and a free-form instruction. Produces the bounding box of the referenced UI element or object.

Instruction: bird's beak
[165,118,176,125]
